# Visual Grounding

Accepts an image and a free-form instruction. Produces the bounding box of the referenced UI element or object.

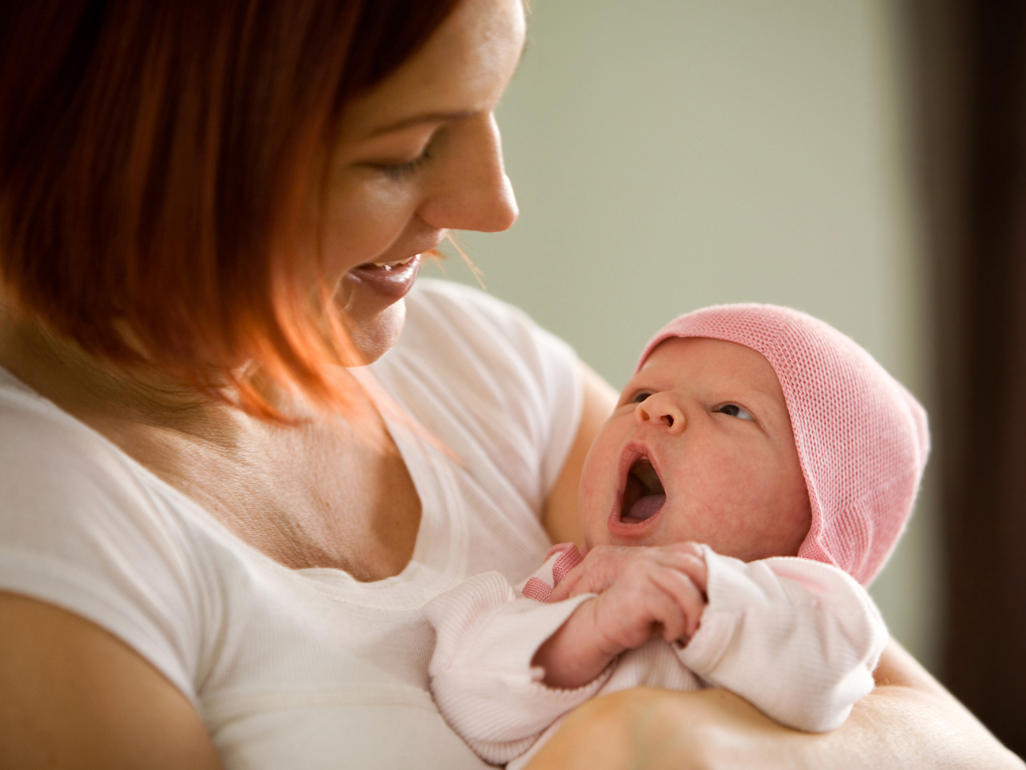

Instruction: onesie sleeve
[425,549,608,766]
[0,392,205,703]
[678,547,888,732]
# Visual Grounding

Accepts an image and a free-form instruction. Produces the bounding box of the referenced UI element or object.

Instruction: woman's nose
[634,392,686,434]
[419,114,519,233]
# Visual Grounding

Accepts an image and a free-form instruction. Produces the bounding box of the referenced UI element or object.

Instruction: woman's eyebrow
[366,38,529,139]
[367,110,477,138]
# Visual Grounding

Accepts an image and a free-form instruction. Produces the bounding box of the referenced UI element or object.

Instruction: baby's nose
[635,393,686,434]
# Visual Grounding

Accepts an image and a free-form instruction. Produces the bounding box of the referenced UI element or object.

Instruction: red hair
[0,1,461,419]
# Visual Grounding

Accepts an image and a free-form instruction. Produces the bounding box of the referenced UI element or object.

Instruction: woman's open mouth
[619,456,666,523]
[348,254,422,299]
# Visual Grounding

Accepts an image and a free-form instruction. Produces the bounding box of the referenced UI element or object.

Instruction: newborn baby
[426,303,930,769]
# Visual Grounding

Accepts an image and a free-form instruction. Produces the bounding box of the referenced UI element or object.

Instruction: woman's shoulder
[404,277,544,341]
[397,278,578,391]
[375,279,584,522]
[0,368,209,701]
[0,367,203,580]
[0,368,151,506]
[383,279,580,429]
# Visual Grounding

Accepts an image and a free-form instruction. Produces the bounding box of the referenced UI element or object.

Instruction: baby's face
[578,337,810,560]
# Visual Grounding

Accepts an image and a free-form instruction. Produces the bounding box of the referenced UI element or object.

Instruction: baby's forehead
[638,336,784,397]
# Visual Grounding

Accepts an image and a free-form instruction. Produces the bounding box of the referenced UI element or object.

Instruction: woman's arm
[524,640,1022,770]
[542,361,616,544]
[541,363,1022,769]
[0,592,223,770]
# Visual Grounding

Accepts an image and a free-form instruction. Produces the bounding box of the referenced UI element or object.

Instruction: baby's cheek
[577,430,614,496]
[576,486,607,543]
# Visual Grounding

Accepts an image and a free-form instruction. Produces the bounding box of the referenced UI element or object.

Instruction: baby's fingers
[644,588,691,645]
[604,583,690,650]
[547,546,630,602]
[649,568,706,641]
[546,567,578,603]
[654,542,709,594]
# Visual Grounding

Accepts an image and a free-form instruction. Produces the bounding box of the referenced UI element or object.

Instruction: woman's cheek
[321,176,421,262]
[324,201,414,266]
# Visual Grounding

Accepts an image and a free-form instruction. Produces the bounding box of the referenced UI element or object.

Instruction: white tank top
[0,279,582,769]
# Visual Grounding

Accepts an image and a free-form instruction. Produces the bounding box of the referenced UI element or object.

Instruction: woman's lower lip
[347,254,422,300]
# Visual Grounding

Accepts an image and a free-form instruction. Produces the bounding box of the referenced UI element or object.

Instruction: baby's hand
[548,543,708,603]
[570,544,709,653]
[532,544,709,687]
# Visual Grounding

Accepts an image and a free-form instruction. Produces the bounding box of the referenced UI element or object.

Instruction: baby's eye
[715,403,755,421]
[626,391,652,404]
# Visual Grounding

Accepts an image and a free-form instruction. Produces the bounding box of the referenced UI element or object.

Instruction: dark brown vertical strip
[905,0,1026,756]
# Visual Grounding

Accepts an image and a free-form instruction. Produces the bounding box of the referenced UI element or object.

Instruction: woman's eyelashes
[371,146,434,181]
[368,126,450,181]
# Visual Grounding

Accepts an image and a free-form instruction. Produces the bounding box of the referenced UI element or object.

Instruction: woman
[0,1,1017,768]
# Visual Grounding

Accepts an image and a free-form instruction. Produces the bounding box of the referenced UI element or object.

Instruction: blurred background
[426,0,1024,755]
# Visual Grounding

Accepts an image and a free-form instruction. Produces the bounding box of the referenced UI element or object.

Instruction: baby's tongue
[623,494,665,522]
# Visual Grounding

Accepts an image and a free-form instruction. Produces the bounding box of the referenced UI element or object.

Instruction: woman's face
[315,0,525,361]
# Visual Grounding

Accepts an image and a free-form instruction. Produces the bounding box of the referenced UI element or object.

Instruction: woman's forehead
[338,0,527,140]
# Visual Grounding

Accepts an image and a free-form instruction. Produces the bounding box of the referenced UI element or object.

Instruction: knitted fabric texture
[638,304,930,585]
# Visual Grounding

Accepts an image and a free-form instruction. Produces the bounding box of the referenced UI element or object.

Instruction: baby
[425,304,930,769]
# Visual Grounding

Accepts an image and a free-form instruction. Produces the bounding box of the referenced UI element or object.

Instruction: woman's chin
[343,299,407,366]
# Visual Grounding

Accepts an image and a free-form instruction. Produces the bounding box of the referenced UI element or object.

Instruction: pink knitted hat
[638,304,930,585]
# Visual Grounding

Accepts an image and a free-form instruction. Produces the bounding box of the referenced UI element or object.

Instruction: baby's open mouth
[620,457,666,523]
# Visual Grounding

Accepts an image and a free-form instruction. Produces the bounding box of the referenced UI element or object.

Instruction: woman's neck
[0,303,419,576]
[0,301,390,456]
[0,305,256,444]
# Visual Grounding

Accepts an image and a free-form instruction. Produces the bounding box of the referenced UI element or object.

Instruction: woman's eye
[715,403,755,421]
[371,147,433,181]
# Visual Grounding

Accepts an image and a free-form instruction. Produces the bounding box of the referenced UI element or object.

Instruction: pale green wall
[426,0,939,669]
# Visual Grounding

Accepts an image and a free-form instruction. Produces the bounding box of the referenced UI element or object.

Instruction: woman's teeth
[370,255,418,270]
